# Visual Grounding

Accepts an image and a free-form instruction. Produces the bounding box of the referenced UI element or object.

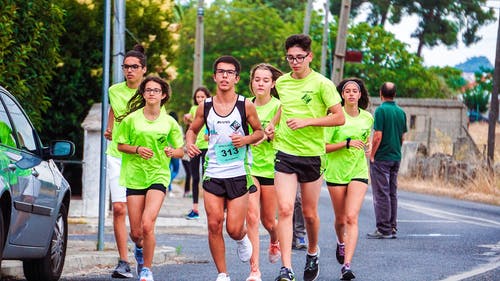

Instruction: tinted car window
[0,100,16,147]
[0,93,37,151]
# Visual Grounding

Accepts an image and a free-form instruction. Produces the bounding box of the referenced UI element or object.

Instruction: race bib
[215,142,245,164]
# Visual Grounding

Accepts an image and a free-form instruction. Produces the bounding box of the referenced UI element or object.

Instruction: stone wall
[370,97,468,154]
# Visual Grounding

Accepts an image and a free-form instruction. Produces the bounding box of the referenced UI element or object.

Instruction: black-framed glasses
[285,53,310,63]
[122,64,142,71]
[144,88,162,94]
[215,69,237,77]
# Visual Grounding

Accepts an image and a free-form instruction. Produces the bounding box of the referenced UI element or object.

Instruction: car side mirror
[50,141,75,157]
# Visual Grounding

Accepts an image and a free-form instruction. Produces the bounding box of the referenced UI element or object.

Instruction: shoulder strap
[236,95,249,136]
[203,97,213,135]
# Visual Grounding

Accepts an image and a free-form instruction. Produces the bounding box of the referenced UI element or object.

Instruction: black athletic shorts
[275,151,321,183]
[203,175,248,199]
[126,183,167,196]
[253,176,274,186]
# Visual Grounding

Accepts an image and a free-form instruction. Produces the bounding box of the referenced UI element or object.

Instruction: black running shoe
[303,247,320,281]
[340,265,355,280]
[275,266,295,281]
[336,243,345,264]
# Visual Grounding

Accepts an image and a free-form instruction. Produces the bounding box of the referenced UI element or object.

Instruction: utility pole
[320,0,330,75]
[487,9,500,167]
[303,0,314,34]
[192,0,204,92]
[331,0,351,84]
[112,0,125,84]
[98,0,111,251]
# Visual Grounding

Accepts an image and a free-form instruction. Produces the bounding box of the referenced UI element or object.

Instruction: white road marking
[399,201,500,228]
[439,256,500,281]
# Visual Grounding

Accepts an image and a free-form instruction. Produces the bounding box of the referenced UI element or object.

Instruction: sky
[353,1,499,67]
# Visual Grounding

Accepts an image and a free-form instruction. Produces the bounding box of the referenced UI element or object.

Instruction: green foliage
[339,23,455,98]
[462,69,493,113]
[40,0,178,158]
[170,0,301,115]
[126,0,178,79]
[0,1,64,128]
[335,0,496,57]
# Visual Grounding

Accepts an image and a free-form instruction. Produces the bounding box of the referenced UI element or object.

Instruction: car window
[0,92,37,151]
[0,98,17,147]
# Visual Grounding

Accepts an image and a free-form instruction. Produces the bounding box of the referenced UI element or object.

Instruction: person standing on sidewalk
[104,44,147,279]
[325,78,373,280]
[292,187,307,250]
[367,82,407,240]
[116,76,184,281]
[186,55,264,281]
[184,86,211,220]
[245,63,282,281]
[266,34,344,281]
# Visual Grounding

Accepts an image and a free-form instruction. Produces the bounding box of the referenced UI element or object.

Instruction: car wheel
[23,204,68,281]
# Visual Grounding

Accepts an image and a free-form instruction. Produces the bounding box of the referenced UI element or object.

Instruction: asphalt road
[10,186,499,281]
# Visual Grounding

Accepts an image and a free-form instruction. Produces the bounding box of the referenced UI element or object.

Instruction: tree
[338,22,457,98]
[170,0,301,114]
[331,0,496,57]
[462,68,494,114]
[42,0,179,158]
[0,1,65,128]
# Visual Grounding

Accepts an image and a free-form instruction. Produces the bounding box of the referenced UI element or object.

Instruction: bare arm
[286,103,345,130]
[104,107,115,140]
[230,100,264,147]
[264,106,281,140]
[185,103,204,157]
[370,130,382,162]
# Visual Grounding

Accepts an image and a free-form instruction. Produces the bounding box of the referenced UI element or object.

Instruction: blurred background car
[0,86,74,281]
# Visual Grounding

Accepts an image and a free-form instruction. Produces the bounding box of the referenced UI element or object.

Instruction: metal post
[303,0,314,34]
[98,0,111,251]
[320,0,330,76]
[112,0,125,84]
[331,0,351,84]
[487,9,500,167]
[192,0,204,91]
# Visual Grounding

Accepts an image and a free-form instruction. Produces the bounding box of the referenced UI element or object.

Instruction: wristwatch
[346,137,351,149]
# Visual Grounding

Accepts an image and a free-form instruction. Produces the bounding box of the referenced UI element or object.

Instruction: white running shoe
[139,267,154,281]
[236,235,252,262]
[216,272,231,281]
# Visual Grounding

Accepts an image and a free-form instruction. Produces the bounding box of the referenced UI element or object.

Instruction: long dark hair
[117,76,170,121]
[192,86,211,105]
[336,77,370,110]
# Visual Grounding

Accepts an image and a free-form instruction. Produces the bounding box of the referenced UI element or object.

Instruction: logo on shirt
[230,120,241,131]
[217,120,231,124]
[301,93,312,104]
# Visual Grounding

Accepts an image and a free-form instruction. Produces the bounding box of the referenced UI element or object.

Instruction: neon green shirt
[250,97,281,179]
[274,71,341,156]
[324,108,373,184]
[106,82,137,158]
[115,109,184,189]
[189,105,209,149]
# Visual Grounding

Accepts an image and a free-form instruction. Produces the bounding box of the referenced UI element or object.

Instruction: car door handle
[32,169,39,177]
[8,163,17,171]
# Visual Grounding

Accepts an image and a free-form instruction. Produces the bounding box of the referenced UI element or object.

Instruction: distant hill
[455,56,493,73]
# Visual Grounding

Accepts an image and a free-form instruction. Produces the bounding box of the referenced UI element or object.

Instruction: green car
[0,86,74,281]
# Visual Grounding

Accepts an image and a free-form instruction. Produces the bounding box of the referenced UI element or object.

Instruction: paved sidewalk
[1,182,207,279]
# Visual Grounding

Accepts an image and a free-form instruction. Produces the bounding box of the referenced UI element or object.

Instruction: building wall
[369,97,468,154]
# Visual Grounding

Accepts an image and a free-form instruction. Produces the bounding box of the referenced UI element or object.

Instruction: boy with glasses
[104,44,147,279]
[186,56,264,281]
[265,34,345,281]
